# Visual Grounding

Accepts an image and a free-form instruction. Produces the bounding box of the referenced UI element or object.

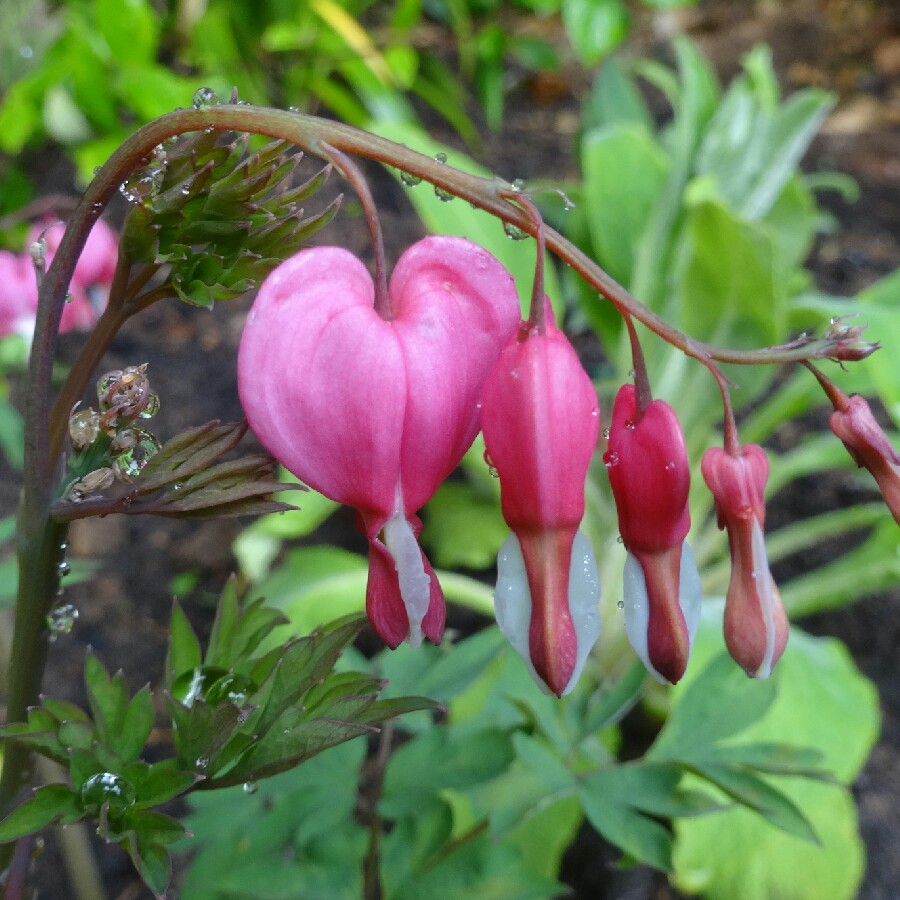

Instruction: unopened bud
[66,467,115,501]
[69,407,101,450]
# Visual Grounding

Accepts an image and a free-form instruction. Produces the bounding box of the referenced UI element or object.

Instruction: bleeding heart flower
[701,444,788,678]
[481,303,601,696]
[829,394,900,525]
[238,236,520,647]
[605,383,701,684]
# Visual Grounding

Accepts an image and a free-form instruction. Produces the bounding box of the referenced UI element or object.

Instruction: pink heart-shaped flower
[238,236,520,646]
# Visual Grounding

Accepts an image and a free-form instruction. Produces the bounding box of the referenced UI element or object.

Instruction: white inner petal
[494,530,601,696]
[622,541,702,685]
[750,517,777,679]
[383,510,431,648]
[679,541,703,647]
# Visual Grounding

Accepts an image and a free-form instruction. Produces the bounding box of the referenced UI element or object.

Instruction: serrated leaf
[0,785,84,842]
[84,654,129,750]
[133,761,201,808]
[218,713,375,786]
[117,686,155,763]
[166,600,202,688]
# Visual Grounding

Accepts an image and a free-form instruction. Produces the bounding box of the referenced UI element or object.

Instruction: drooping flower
[0,218,118,339]
[0,250,35,339]
[481,302,601,696]
[238,237,520,648]
[605,384,701,684]
[829,393,900,525]
[701,444,788,678]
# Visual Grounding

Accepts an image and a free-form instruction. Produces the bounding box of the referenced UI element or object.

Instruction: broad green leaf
[581,123,669,287]
[670,607,879,900]
[561,0,630,66]
[648,653,777,759]
[857,269,900,426]
[252,546,368,639]
[673,198,784,350]
[583,57,654,133]
[96,0,159,65]
[421,481,508,570]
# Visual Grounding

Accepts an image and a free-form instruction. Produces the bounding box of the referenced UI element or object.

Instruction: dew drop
[616,535,624,544]
[603,427,610,439]
[510,177,525,192]
[195,757,209,771]
[192,86,220,109]
[64,293,74,305]
[503,221,528,240]
[617,600,625,609]
[604,451,619,468]
[434,152,447,164]
[139,392,161,419]
[434,185,454,202]
[665,460,676,471]
[113,429,161,480]
[19,45,33,59]
[46,603,79,640]
[399,171,422,187]
[80,773,136,815]
[57,561,71,577]
[242,781,258,795]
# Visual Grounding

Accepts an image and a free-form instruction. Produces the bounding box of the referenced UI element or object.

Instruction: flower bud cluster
[65,365,162,501]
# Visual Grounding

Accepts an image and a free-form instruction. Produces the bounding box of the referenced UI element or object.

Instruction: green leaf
[421,481,508,570]
[166,600,202,686]
[674,197,785,354]
[857,269,900,426]
[381,727,516,818]
[114,686,154,763]
[579,658,646,738]
[84,654,129,750]
[670,608,880,900]
[0,398,23,468]
[95,0,159,65]
[579,770,674,871]
[686,762,818,843]
[562,0,630,66]
[648,653,777,759]
[0,785,83,841]
[251,546,369,638]
[580,123,669,287]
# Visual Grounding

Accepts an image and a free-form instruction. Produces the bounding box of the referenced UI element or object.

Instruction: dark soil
[4,0,899,897]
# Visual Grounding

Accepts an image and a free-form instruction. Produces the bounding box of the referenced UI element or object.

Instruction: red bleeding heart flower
[481,302,601,697]
[238,236,520,647]
[701,444,788,678]
[605,384,701,684]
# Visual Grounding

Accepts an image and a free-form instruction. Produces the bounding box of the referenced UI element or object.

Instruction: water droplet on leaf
[617,600,625,609]
[242,781,258,795]
[81,773,136,815]
[46,603,78,640]
[192,87,219,109]
[503,221,528,240]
